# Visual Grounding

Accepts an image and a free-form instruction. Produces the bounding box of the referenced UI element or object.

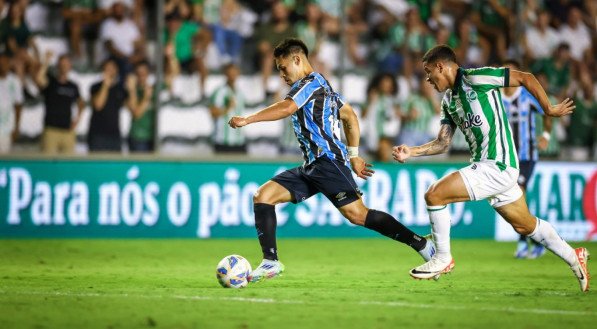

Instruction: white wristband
[347,146,359,158]
[542,131,551,141]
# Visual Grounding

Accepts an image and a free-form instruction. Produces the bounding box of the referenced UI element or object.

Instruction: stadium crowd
[0,0,595,160]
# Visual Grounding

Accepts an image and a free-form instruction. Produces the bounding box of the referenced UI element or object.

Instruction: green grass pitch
[0,239,595,329]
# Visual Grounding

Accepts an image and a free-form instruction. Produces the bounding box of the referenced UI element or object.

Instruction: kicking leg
[496,196,590,292]
[249,180,292,282]
[410,171,471,279]
[338,199,435,261]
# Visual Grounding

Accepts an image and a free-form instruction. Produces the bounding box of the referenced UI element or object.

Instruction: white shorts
[458,161,523,208]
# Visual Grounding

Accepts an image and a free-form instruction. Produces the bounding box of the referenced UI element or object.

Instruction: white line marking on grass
[360,301,595,316]
[2,290,593,316]
[0,290,303,305]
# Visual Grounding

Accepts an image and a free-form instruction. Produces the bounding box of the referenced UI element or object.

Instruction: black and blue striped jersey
[501,87,543,162]
[286,72,349,166]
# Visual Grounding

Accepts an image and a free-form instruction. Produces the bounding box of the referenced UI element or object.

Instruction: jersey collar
[452,67,463,94]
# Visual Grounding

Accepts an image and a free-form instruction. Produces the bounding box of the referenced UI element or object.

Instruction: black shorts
[271,156,362,208]
[517,160,536,189]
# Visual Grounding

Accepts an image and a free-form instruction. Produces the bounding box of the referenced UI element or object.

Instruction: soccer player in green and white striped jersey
[392,45,590,292]
[209,64,246,152]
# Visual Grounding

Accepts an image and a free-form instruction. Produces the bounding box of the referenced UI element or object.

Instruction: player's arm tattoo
[343,120,353,131]
[411,123,455,156]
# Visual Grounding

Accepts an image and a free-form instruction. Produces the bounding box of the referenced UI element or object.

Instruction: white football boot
[570,247,590,292]
[410,255,455,280]
[248,259,285,283]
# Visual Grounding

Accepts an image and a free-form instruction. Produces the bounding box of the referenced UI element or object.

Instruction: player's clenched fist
[392,145,411,163]
[228,116,248,128]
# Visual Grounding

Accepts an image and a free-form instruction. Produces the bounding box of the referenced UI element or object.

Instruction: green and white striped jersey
[210,84,245,146]
[440,67,518,169]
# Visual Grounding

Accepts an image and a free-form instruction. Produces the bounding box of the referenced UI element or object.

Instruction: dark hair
[134,60,150,69]
[367,72,398,96]
[273,38,309,59]
[502,59,520,69]
[222,63,238,72]
[57,54,71,62]
[422,45,456,64]
[101,58,118,71]
[556,42,570,51]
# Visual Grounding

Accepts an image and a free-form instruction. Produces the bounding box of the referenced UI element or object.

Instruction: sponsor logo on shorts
[471,164,477,170]
[335,192,347,201]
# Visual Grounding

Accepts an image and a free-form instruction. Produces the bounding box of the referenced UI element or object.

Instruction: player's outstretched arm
[537,115,553,150]
[392,123,454,163]
[509,70,575,117]
[339,102,374,179]
[228,99,298,128]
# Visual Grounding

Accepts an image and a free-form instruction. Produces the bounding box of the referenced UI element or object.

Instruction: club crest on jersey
[466,90,477,102]
[458,112,483,129]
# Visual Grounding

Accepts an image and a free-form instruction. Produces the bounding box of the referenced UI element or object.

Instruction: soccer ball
[216,255,252,288]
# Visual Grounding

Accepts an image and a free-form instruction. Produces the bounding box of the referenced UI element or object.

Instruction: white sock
[528,218,577,266]
[428,205,451,260]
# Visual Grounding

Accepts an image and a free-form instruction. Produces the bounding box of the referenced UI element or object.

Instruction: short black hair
[422,45,456,64]
[502,59,521,69]
[273,38,309,59]
[222,62,238,72]
[57,54,71,62]
[556,42,570,51]
[101,58,118,71]
[134,60,150,69]
[367,72,398,96]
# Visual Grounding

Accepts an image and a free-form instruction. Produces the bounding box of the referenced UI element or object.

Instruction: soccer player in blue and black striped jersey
[501,59,552,259]
[228,38,437,282]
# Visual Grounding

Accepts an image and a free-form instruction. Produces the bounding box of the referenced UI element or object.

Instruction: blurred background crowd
[0,0,595,161]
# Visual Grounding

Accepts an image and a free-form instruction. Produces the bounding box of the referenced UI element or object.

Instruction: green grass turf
[0,239,595,329]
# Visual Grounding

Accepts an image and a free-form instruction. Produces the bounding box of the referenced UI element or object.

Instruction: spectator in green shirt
[126,61,155,152]
[164,12,211,98]
[397,78,438,147]
[253,1,295,95]
[470,0,511,63]
[531,43,572,100]
[535,72,562,158]
[362,73,400,162]
[564,70,597,161]
[1,2,39,92]
[209,63,246,153]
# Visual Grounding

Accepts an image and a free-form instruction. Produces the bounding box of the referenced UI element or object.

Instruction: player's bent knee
[424,185,443,206]
[513,224,534,236]
[253,189,274,205]
[340,207,366,226]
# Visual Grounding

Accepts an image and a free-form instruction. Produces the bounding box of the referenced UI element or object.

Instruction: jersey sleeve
[335,92,345,109]
[464,67,510,88]
[286,78,321,109]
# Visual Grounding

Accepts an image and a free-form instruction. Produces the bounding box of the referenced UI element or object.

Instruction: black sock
[364,209,426,251]
[519,234,527,242]
[254,203,278,261]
